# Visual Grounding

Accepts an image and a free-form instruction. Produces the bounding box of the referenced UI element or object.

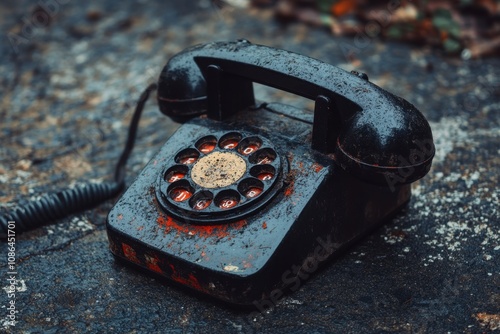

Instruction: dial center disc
[191,152,246,188]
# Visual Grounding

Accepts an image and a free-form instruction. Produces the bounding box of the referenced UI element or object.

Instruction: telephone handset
[106,40,434,306]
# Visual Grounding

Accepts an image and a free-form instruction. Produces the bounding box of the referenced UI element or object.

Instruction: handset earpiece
[156,39,257,122]
[335,96,435,186]
[157,45,209,122]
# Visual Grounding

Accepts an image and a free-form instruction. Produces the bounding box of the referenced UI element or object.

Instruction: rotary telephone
[106,40,435,306]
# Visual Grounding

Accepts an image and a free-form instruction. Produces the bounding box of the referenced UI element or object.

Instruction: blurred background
[253,0,500,59]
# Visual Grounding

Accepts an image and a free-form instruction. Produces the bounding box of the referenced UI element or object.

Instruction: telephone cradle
[106,40,435,306]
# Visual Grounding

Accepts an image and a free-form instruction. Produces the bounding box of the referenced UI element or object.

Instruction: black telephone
[106,40,435,306]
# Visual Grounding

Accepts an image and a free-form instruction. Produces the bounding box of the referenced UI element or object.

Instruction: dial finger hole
[238,136,262,156]
[219,132,242,150]
[196,135,217,154]
[164,165,189,183]
[219,198,238,209]
[257,173,273,181]
[244,187,262,198]
[214,190,240,210]
[168,180,194,202]
[175,148,200,165]
[170,188,193,202]
[249,148,277,165]
[250,165,276,181]
[189,191,214,211]
[238,178,264,199]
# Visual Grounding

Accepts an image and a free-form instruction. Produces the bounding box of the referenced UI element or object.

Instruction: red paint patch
[168,263,203,291]
[312,163,324,173]
[284,182,294,197]
[232,220,247,230]
[157,216,246,239]
[262,222,267,229]
[144,254,163,274]
[172,273,203,291]
[122,243,140,264]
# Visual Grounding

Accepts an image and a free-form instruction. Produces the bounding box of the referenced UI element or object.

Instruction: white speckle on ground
[465,171,480,188]
[2,279,27,294]
[407,180,499,266]
[112,120,123,131]
[0,174,8,183]
[382,115,499,267]
[2,317,16,329]
[57,216,94,233]
[278,297,304,307]
[428,116,469,164]
[383,233,405,244]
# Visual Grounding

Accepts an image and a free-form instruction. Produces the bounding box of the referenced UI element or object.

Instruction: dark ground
[1,1,499,333]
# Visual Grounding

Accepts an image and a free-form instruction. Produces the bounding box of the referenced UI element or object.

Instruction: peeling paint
[169,264,204,291]
[311,162,323,173]
[121,243,140,264]
[223,265,239,272]
[144,254,163,274]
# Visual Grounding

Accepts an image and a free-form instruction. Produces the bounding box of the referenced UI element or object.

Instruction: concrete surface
[0,1,499,333]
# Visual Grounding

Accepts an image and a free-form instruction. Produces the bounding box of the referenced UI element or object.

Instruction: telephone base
[106,104,411,306]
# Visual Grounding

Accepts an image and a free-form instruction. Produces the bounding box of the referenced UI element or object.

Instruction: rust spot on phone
[284,182,294,197]
[122,243,140,264]
[145,254,163,274]
[169,264,204,291]
[312,163,324,173]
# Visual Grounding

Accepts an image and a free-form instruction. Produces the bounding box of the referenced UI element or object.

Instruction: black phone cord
[0,83,158,238]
